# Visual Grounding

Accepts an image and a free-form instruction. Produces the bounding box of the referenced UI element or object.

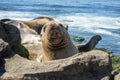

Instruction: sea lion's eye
[59,24,64,28]
[59,24,67,30]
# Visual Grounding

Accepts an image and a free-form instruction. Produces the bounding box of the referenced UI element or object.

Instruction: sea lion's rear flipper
[76,35,102,52]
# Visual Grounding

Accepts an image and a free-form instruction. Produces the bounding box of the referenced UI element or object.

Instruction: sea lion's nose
[51,30,61,39]
[51,31,58,38]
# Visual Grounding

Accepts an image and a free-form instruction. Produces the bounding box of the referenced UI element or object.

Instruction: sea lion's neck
[47,42,67,50]
[42,42,79,62]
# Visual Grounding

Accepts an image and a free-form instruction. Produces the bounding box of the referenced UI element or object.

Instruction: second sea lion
[18,17,68,34]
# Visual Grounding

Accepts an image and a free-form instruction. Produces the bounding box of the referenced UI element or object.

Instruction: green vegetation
[112,55,120,72]
[94,48,112,54]
[15,44,29,58]
[112,55,120,65]
[71,36,85,42]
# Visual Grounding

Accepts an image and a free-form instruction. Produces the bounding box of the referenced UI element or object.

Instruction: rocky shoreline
[0,18,119,80]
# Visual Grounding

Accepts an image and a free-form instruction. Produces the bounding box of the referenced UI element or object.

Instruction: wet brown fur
[40,21,101,62]
[18,17,54,34]
[40,21,78,62]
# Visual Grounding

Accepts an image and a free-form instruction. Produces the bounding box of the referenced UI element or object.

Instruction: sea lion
[18,17,68,34]
[40,21,102,62]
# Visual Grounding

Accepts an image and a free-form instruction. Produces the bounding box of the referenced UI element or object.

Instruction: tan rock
[23,43,42,62]
[115,73,120,80]
[0,50,112,80]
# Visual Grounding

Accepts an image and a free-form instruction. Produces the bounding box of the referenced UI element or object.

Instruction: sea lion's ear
[60,24,68,31]
[63,24,68,31]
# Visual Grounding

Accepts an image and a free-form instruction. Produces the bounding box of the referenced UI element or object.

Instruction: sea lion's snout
[48,27,63,45]
[50,29,62,39]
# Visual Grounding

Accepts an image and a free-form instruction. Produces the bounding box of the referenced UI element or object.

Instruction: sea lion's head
[41,21,69,50]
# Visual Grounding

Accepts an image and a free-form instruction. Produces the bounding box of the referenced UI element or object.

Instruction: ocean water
[0,0,120,55]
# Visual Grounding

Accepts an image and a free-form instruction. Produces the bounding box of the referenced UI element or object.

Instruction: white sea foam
[0,11,44,20]
[57,13,120,37]
[57,14,120,29]
[117,42,120,45]
[85,28,120,37]
[0,11,30,20]
[1,11,120,38]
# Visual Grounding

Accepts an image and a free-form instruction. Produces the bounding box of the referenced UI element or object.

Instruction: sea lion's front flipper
[76,35,102,52]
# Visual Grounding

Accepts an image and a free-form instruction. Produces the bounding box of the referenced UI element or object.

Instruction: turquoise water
[0,0,120,54]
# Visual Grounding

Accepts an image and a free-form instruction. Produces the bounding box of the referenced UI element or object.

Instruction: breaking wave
[57,13,120,37]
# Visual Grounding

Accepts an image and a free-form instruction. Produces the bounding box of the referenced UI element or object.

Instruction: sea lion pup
[40,21,102,62]
[18,17,68,34]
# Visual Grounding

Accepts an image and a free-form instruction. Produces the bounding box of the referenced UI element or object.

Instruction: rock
[0,39,8,55]
[0,22,9,43]
[115,73,120,80]
[18,20,42,61]
[0,38,14,58]
[0,20,21,52]
[0,50,112,80]
[0,39,14,76]
[111,70,119,80]
[0,19,41,61]
[23,43,42,62]
[71,35,85,42]
[0,39,8,76]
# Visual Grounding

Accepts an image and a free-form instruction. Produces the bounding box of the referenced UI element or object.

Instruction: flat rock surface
[115,73,120,80]
[0,50,112,80]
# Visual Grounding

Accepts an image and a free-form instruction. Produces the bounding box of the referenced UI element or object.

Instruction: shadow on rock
[0,58,5,76]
